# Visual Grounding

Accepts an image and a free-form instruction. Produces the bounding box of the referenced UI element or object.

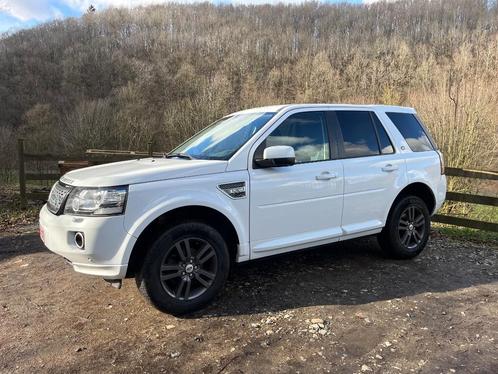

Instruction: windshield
[171,112,275,160]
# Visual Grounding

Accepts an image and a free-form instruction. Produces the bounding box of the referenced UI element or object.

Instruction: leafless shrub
[1,1,498,184]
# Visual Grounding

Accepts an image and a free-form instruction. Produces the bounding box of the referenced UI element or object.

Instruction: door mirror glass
[256,145,295,168]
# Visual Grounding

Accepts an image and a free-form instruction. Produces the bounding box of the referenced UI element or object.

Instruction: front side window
[336,111,380,158]
[386,112,434,152]
[172,112,275,160]
[259,112,330,164]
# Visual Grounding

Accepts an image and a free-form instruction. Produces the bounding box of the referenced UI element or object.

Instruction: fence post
[148,141,153,157]
[18,138,26,207]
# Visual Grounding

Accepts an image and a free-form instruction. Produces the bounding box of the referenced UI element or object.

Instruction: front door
[249,110,344,258]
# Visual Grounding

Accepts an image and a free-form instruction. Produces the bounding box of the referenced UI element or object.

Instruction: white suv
[40,104,446,314]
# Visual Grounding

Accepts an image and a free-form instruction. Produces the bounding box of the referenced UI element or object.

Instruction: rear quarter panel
[403,150,445,213]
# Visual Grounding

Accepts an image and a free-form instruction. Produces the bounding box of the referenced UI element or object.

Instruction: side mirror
[255,145,296,168]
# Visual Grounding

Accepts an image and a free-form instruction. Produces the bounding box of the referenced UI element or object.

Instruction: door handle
[382,164,399,172]
[316,172,337,181]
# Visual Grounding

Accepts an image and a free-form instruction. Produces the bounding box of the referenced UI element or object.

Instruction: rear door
[331,110,406,237]
[249,110,344,258]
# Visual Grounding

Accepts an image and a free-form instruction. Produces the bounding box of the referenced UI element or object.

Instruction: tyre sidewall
[384,196,430,258]
[137,221,230,315]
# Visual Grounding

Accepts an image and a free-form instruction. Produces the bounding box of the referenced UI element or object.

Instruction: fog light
[74,232,85,249]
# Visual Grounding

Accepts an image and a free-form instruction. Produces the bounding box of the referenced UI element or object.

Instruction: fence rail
[432,215,498,232]
[444,191,498,207]
[444,167,498,181]
[17,139,156,204]
[17,139,498,232]
[432,167,498,232]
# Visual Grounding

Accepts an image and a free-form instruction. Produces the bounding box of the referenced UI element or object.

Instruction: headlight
[64,186,128,216]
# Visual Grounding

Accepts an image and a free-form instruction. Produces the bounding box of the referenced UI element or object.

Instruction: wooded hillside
[1,0,497,174]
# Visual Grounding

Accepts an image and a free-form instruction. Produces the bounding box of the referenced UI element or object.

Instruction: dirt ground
[1,226,497,374]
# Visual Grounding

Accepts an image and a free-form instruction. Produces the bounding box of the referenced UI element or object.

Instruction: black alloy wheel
[378,195,430,259]
[136,222,230,315]
[159,237,218,301]
[397,205,426,250]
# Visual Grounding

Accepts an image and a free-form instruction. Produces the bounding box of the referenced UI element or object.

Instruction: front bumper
[39,205,136,279]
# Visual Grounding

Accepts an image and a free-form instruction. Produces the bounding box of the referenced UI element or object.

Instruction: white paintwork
[39,104,447,280]
[341,153,406,234]
[59,157,227,187]
[39,204,134,278]
[249,159,344,257]
[262,145,295,161]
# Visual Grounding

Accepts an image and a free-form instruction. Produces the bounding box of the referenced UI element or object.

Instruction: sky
[0,0,382,33]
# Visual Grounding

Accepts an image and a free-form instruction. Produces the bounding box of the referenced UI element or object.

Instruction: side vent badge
[218,182,246,199]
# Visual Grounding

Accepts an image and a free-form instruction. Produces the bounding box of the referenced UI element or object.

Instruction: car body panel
[39,204,134,278]
[122,170,251,261]
[341,153,407,233]
[61,158,228,187]
[249,160,344,257]
[404,151,447,213]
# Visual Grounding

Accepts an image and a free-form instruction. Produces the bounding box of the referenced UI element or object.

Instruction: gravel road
[1,228,497,373]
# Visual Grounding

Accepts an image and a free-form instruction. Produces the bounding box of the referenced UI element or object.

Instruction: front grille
[47,181,72,214]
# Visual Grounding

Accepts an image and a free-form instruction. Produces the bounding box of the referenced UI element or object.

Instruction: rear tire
[378,196,430,259]
[136,221,230,315]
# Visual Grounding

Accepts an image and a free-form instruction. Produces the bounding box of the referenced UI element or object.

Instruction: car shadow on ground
[196,235,498,318]
[3,231,497,319]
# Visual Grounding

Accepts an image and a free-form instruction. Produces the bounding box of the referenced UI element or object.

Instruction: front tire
[136,221,230,315]
[378,196,430,259]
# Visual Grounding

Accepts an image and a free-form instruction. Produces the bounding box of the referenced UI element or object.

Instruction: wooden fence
[17,138,159,204]
[432,167,498,232]
[17,139,498,232]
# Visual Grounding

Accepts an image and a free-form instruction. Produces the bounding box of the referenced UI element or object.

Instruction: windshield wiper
[165,152,194,160]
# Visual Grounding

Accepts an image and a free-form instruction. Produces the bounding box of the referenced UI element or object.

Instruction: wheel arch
[126,205,240,277]
[387,182,437,220]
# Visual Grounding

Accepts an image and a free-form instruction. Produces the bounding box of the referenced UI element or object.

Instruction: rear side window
[372,113,394,154]
[387,112,433,152]
[336,111,380,158]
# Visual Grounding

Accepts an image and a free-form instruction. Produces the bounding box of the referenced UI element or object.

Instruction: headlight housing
[64,186,128,216]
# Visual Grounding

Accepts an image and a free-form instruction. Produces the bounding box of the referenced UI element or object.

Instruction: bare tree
[0,0,497,177]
